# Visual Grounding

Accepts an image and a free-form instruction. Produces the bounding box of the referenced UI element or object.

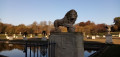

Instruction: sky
[0,0,120,25]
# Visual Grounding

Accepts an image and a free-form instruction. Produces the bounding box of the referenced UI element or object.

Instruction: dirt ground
[84,37,120,45]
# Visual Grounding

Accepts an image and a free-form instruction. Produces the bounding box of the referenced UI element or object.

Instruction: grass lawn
[84,37,120,44]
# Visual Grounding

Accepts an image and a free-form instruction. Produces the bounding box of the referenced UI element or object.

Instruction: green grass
[0,34,6,39]
[111,32,120,35]
[0,34,45,40]
[27,34,43,38]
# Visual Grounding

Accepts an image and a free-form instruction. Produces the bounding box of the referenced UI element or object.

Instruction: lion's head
[65,9,78,24]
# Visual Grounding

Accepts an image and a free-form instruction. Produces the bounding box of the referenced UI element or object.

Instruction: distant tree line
[0,21,53,34]
[75,21,107,35]
[0,17,120,35]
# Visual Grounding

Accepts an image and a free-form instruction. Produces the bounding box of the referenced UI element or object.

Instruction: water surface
[0,43,96,57]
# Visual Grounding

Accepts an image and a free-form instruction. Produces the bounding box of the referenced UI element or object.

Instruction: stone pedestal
[87,35,89,38]
[119,33,120,37]
[49,32,84,57]
[105,34,112,44]
[9,37,13,40]
[30,34,32,38]
[103,35,105,38]
[92,36,95,39]
[13,34,16,38]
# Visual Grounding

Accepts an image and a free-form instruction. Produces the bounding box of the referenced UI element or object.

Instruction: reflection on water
[0,43,96,57]
[84,50,96,57]
[0,49,24,57]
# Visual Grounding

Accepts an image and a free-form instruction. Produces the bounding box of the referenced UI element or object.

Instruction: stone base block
[105,34,112,44]
[49,32,84,57]
[119,33,120,37]
[92,36,95,39]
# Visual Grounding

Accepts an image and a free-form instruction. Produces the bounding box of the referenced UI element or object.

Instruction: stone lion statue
[53,9,78,32]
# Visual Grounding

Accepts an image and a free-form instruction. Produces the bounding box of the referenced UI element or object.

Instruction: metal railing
[24,42,56,57]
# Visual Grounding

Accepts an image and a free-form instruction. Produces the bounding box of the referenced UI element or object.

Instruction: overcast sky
[0,0,120,25]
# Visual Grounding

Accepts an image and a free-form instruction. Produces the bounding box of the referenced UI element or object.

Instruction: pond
[0,43,96,57]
